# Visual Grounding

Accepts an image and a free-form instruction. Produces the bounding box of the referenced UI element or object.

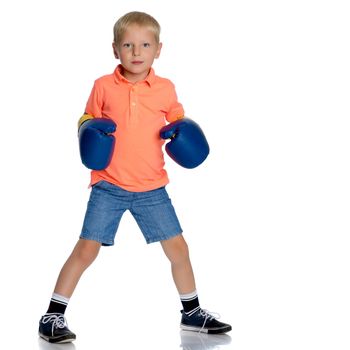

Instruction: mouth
[131,61,144,65]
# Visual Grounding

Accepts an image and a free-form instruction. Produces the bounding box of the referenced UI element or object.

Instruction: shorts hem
[145,230,183,244]
[79,234,114,247]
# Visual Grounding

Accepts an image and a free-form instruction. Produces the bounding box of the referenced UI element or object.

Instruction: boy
[39,11,231,343]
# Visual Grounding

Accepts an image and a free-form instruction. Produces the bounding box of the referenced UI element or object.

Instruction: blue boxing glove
[160,118,209,169]
[78,115,116,170]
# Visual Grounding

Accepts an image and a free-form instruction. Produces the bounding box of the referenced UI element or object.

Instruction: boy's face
[113,24,162,83]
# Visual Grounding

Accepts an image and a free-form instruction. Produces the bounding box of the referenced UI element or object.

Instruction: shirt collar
[114,64,155,87]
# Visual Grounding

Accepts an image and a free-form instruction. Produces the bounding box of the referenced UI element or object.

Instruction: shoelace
[198,309,221,334]
[42,314,67,334]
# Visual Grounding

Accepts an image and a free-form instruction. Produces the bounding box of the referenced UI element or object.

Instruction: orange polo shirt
[85,65,184,192]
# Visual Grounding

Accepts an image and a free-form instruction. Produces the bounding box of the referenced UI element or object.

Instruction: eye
[123,43,132,48]
[143,43,151,48]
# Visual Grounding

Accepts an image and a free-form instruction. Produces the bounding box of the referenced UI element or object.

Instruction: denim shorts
[80,181,183,246]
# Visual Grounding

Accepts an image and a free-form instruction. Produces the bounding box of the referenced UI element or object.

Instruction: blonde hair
[113,11,161,47]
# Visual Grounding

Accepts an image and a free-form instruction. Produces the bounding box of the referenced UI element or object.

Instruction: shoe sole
[180,324,232,334]
[39,333,76,343]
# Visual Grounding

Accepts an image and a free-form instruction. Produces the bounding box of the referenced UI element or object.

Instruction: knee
[166,236,190,265]
[72,239,100,267]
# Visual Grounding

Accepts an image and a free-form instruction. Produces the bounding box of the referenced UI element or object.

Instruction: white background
[0,0,349,349]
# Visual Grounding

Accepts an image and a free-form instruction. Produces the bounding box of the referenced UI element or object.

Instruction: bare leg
[53,239,101,298]
[161,234,196,294]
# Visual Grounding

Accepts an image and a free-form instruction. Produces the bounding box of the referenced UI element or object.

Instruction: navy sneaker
[180,309,232,334]
[39,313,76,343]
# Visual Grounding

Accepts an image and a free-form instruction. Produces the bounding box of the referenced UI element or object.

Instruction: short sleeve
[165,82,185,123]
[85,80,103,117]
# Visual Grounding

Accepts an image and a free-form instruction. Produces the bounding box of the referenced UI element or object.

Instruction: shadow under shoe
[180,330,232,350]
[38,337,76,350]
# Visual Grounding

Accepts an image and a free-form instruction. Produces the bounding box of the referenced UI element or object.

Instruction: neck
[120,67,150,83]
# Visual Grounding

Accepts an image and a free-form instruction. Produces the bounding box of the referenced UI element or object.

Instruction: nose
[132,45,140,56]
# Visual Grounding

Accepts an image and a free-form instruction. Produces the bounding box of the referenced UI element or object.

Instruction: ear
[155,42,163,59]
[112,43,119,59]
